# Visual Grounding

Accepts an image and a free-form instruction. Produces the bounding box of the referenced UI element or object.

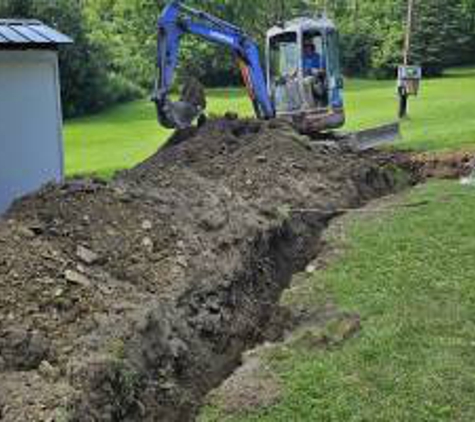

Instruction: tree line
[1,0,474,117]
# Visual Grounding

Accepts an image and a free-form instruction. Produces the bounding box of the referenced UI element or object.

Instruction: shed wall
[0,50,64,214]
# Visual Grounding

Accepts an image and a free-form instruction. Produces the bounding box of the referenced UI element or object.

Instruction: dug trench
[0,118,419,421]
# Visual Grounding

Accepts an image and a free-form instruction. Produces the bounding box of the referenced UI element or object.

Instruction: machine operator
[303,41,326,76]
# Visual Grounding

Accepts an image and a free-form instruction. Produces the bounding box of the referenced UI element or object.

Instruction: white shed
[0,19,72,214]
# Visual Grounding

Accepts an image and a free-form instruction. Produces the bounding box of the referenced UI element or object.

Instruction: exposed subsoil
[411,150,475,179]
[0,118,417,421]
[201,192,405,418]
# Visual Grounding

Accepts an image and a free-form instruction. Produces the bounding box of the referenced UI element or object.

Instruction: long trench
[70,167,411,421]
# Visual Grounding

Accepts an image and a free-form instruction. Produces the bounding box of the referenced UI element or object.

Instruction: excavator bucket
[155,99,200,129]
[154,78,207,130]
[350,122,401,151]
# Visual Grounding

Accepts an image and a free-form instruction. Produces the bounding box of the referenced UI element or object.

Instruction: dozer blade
[350,122,401,151]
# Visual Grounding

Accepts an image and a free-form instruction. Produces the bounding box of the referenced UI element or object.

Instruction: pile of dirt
[0,118,415,421]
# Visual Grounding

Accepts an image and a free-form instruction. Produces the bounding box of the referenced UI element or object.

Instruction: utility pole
[403,0,415,66]
[399,0,415,118]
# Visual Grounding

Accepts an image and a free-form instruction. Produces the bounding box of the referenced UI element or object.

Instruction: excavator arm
[152,0,275,129]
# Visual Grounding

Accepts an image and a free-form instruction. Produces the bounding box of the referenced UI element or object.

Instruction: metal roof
[0,19,72,48]
[268,16,337,38]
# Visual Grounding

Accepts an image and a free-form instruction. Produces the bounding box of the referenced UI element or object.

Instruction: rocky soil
[0,118,416,421]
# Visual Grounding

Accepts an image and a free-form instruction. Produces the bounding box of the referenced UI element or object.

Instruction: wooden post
[399,0,415,118]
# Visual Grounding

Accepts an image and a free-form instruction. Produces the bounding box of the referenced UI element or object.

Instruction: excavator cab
[266,16,345,133]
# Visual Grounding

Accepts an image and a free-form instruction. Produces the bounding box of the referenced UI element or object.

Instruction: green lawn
[201,180,475,422]
[63,70,475,420]
[345,67,475,152]
[64,67,475,176]
[64,89,249,177]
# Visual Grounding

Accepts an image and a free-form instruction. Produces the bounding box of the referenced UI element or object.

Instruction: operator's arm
[303,53,326,77]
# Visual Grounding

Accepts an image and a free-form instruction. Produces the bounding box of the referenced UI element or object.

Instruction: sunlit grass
[64,67,475,177]
[200,180,475,422]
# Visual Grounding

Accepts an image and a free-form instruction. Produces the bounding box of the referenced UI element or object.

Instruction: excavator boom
[153,0,274,129]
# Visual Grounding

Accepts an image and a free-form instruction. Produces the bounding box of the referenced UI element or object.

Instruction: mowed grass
[64,67,475,176]
[201,180,475,422]
[345,67,475,152]
[64,89,249,177]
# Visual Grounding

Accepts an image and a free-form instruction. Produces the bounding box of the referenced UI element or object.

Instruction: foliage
[76,0,475,85]
[1,0,474,113]
[339,27,375,76]
[410,0,472,76]
[0,0,143,116]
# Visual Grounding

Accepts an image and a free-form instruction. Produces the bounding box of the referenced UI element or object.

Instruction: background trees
[409,0,471,76]
[0,0,473,116]
[0,0,142,116]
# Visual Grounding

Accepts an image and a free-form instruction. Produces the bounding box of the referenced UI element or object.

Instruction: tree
[2,0,475,115]
[411,0,469,75]
[0,0,32,16]
[0,0,142,116]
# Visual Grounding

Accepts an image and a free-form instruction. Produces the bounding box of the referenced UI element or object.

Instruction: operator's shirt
[303,53,325,76]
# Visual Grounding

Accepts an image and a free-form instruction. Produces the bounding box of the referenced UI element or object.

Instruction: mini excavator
[152,0,399,148]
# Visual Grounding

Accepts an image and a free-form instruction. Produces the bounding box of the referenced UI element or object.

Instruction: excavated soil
[0,118,415,421]
[411,150,475,179]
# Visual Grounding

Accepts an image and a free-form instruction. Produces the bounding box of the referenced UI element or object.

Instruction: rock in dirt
[0,117,415,421]
[64,269,92,288]
[76,245,100,265]
[141,220,153,231]
[0,329,50,371]
[38,360,60,382]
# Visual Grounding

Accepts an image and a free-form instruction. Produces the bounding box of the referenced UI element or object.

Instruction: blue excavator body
[153,0,348,134]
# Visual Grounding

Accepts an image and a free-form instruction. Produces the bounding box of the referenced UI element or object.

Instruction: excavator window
[326,30,341,79]
[269,32,302,113]
[269,32,299,80]
[302,32,329,108]
[325,29,345,108]
[302,33,325,68]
